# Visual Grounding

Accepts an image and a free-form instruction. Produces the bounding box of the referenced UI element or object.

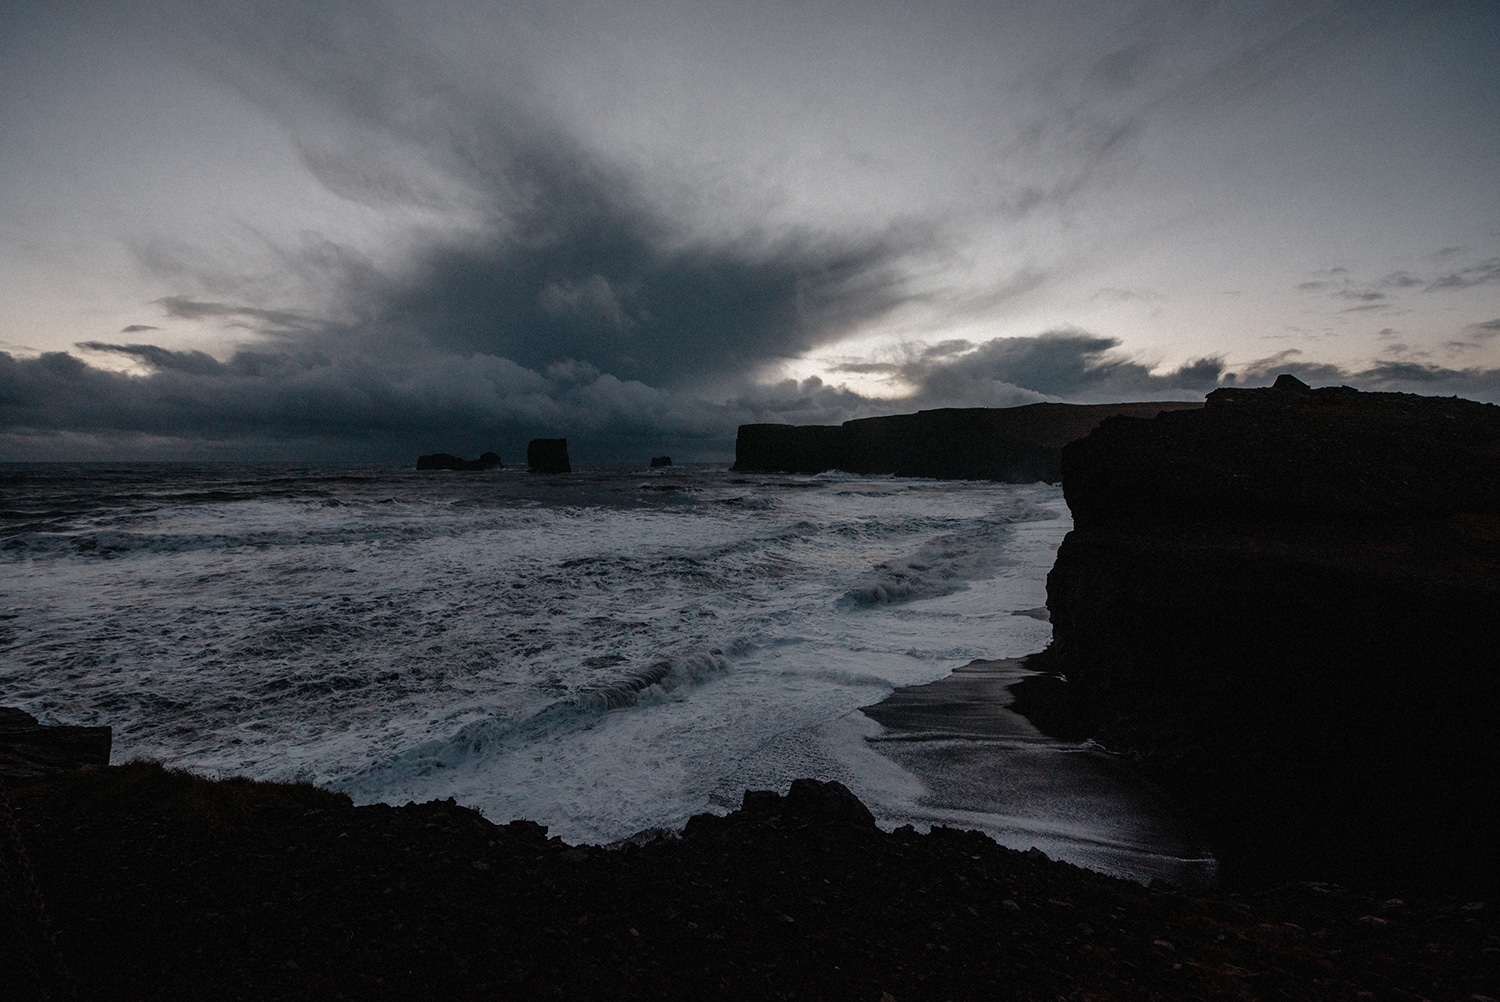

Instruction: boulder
[738,779,878,829]
[416,451,502,471]
[527,438,572,474]
[649,456,672,468]
[0,707,112,777]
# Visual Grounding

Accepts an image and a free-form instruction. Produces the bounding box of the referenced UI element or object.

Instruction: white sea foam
[0,464,1207,881]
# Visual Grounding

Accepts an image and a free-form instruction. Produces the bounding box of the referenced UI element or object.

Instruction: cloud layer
[2,1,1499,461]
[8,323,1497,463]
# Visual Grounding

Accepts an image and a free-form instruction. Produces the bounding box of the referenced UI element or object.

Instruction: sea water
[0,462,1213,884]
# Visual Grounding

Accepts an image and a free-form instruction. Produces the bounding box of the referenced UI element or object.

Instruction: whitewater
[1,462,1212,884]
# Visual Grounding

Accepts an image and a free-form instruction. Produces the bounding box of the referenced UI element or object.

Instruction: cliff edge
[733,401,1201,482]
[1032,375,1500,892]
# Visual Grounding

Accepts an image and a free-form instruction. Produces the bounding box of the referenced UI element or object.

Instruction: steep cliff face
[1040,377,1500,891]
[733,402,1201,481]
[526,438,571,473]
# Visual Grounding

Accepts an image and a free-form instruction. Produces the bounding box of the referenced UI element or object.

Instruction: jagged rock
[738,779,879,829]
[1033,379,1500,893]
[526,438,572,474]
[0,707,112,776]
[732,401,1201,482]
[416,451,502,471]
[649,456,672,468]
[19,760,1491,999]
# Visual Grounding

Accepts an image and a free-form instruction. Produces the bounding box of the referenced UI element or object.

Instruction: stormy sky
[2,1,1498,462]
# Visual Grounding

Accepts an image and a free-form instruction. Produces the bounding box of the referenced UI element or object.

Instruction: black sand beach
[863,659,1216,890]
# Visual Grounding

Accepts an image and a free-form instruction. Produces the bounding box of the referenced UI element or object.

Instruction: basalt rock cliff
[1029,375,1500,892]
[526,438,572,474]
[733,401,1200,482]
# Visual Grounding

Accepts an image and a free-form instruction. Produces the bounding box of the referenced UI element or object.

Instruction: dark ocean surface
[1,462,1213,885]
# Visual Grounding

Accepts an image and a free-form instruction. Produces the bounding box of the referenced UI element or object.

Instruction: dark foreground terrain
[4,766,1495,1001]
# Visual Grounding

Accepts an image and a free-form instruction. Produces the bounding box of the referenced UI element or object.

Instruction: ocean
[1,462,1213,885]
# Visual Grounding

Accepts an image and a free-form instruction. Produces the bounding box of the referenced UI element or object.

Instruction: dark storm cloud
[372,225,918,388]
[6,2,1499,461]
[9,316,1499,462]
[0,343,740,461]
[1,3,941,460]
[147,1,931,389]
[0,328,1218,462]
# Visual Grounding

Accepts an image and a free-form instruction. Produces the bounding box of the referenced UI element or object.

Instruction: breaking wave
[840,520,1015,607]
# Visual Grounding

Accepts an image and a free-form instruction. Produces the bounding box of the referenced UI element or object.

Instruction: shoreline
[5,762,1495,1000]
[860,658,1217,890]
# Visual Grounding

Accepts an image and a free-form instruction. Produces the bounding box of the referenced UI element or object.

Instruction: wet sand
[862,658,1217,889]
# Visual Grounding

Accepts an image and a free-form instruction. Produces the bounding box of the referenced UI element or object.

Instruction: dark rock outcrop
[733,401,1201,482]
[15,763,1496,1000]
[1032,379,1500,892]
[526,438,571,474]
[649,455,672,468]
[0,707,111,777]
[416,451,502,471]
[732,778,878,830]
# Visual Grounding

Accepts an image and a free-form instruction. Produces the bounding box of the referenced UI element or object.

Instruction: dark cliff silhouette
[733,401,1201,482]
[1021,375,1500,892]
[526,438,571,474]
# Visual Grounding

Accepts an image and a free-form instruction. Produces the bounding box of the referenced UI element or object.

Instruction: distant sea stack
[732,402,1201,482]
[1028,375,1500,892]
[527,438,572,474]
[416,451,502,471]
[649,456,672,468]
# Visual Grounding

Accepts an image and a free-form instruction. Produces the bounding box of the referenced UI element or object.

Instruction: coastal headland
[733,401,1201,481]
[4,378,1498,998]
[1017,375,1500,893]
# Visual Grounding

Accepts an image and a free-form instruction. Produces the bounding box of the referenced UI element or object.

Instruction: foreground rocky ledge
[3,765,1495,1000]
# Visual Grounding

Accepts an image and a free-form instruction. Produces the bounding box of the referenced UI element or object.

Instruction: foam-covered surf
[1,461,1209,879]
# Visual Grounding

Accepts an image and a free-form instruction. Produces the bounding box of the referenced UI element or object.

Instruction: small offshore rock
[527,438,571,474]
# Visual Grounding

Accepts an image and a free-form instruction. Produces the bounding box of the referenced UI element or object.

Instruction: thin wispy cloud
[1428,258,1500,291]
